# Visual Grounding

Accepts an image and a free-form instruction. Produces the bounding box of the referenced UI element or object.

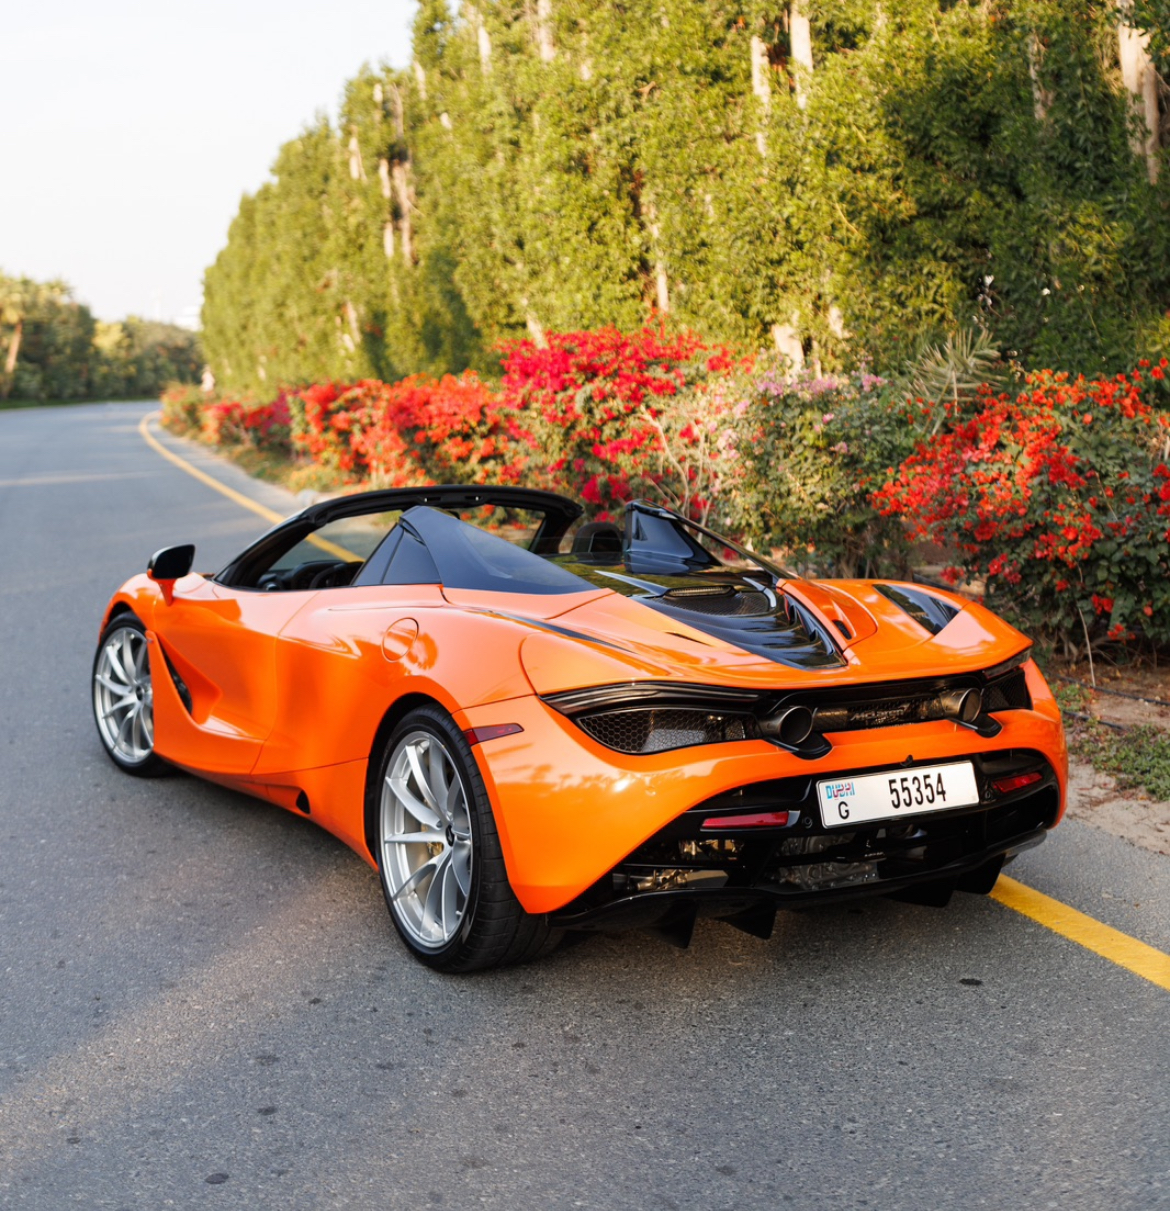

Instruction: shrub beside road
[162,329,1170,661]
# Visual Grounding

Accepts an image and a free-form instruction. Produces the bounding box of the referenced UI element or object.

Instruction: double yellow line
[140,410,1170,994]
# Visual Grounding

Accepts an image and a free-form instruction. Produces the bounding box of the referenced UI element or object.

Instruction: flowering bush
[500,325,740,519]
[167,327,744,515]
[716,364,917,576]
[285,381,360,476]
[349,374,527,487]
[875,363,1170,652]
[201,395,292,451]
[163,333,1170,661]
[285,373,525,488]
[161,384,293,454]
[159,383,207,438]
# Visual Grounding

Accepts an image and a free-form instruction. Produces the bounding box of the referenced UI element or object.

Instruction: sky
[0,0,416,326]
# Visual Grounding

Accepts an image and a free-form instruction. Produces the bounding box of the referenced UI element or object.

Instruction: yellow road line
[992,874,1170,993]
[139,410,1170,993]
[138,411,284,525]
[138,411,355,562]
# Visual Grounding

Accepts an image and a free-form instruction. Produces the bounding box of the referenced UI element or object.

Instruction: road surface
[0,402,1167,1209]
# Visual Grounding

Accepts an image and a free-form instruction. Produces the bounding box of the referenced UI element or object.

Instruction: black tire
[373,705,559,972]
[92,613,170,778]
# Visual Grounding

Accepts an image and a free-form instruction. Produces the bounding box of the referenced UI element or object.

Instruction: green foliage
[159,383,206,436]
[90,318,202,398]
[0,271,199,401]
[718,362,918,577]
[1130,0,1170,71]
[1072,721,1170,801]
[888,326,1006,421]
[1052,678,1093,715]
[201,1,1170,390]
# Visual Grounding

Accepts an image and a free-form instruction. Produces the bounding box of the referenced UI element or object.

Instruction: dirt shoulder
[1055,663,1170,856]
[1064,758,1170,856]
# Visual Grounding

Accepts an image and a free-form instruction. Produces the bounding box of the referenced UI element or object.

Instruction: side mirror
[148,544,195,582]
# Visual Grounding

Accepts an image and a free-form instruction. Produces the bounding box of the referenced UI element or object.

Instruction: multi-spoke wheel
[380,725,474,951]
[92,614,167,776]
[374,706,558,972]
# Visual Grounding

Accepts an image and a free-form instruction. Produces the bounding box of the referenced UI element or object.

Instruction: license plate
[817,762,979,828]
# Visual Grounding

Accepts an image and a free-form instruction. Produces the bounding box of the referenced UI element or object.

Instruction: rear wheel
[375,705,558,972]
[92,614,169,777]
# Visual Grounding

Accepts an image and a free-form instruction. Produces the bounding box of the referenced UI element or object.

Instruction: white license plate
[817,762,979,828]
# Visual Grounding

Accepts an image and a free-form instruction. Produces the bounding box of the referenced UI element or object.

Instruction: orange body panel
[464,659,1066,913]
[101,564,1067,916]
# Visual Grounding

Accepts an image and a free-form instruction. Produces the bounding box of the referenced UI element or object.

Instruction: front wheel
[374,706,558,972]
[92,614,169,777]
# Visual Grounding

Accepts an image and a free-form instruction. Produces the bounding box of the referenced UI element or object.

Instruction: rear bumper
[548,754,1059,930]
[461,675,1067,915]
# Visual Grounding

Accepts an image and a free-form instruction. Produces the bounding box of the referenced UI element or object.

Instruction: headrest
[571,521,623,556]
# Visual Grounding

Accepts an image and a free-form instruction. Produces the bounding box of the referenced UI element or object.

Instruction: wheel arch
[99,583,158,637]
[101,598,138,633]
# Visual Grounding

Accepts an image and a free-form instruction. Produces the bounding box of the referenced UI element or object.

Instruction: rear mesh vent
[578,708,756,754]
[559,668,1033,755]
[985,669,1031,712]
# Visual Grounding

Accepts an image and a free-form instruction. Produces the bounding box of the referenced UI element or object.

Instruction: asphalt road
[1,401,1168,1210]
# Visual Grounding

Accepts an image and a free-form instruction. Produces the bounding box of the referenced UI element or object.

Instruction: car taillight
[991,771,1042,795]
[700,811,793,830]
[464,723,523,746]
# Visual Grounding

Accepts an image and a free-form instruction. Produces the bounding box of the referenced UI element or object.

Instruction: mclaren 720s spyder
[92,485,1067,971]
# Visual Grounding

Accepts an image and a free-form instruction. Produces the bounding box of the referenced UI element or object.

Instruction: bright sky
[0,0,415,326]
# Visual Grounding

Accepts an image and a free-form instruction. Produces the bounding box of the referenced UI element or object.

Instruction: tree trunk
[790,3,813,110]
[347,134,366,182]
[750,34,771,156]
[534,0,555,62]
[392,163,414,264]
[3,318,21,382]
[1027,33,1053,122]
[644,197,670,314]
[465,6,493,74]
[772,318,803,371]
[522,299,547,347]
[389,85,415,264]
[1118,5,1160,182]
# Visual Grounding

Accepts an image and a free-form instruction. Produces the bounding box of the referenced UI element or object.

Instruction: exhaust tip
[940,687,983,725]
[762,704,815,747]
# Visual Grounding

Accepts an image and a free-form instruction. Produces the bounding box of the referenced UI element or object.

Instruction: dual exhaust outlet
[759,687,991,751]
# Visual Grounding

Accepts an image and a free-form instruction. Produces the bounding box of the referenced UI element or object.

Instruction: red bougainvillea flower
[875,366,1170,647]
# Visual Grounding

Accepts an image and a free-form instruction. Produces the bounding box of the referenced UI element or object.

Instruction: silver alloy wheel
[380,729,473,950]
[93,624,155,765]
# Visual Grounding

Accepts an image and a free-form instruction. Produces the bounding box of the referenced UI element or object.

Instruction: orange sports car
[93,486,1067,971]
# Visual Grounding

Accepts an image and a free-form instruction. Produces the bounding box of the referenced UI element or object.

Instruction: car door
[151,511,396,776]
[152,577,316,775]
